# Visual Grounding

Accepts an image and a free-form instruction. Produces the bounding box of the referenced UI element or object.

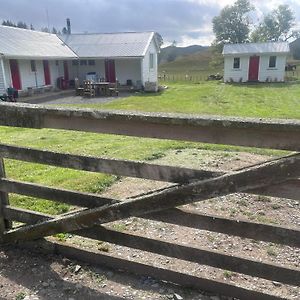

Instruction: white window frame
[269,56,277,68]
[233,57,240,69]
[149,53,154,69]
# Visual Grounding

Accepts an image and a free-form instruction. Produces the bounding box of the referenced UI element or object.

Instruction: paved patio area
[18,91,131,105]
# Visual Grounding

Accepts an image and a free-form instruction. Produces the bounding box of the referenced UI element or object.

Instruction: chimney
[66,18,71,34]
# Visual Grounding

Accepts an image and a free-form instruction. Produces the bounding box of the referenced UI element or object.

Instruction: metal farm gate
[0,103,299,299]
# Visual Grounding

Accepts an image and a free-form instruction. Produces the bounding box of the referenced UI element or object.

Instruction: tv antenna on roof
[46,8,50,33]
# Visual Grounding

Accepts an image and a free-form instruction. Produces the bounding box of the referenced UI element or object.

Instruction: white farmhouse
[0,25,161,95]
[0,25,77,95]
[222,42,290,83]
[61,32,161,91]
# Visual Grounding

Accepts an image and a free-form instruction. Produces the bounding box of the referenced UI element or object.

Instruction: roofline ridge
[61,31,155,36]
[0,24,55,36]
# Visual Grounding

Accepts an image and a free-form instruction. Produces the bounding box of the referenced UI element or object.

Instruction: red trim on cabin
[43,60,51,85]
[105,59,116,83]
[248,56,260,81]
[9,59,22,90]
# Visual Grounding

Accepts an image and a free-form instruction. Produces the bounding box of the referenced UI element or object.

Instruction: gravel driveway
[19,92,130,105]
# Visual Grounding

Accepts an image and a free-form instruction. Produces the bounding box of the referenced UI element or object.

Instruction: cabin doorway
[248,56,259,81]
[43,60,51,85]
[105,59,116,83]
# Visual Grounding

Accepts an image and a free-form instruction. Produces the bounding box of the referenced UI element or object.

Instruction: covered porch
[0,57,74,97]
[66,57,143,90]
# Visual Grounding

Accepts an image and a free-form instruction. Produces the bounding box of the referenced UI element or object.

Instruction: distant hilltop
[158,45,208,64]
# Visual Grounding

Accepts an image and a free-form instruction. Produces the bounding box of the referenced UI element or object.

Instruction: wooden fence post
[0,158,10,240]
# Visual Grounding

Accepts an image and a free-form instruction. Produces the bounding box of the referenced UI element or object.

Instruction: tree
[251,5,299,42]
[212,0,254,45]
[17,21,28,29]
[2,20,17,27]
[41,27,50,33]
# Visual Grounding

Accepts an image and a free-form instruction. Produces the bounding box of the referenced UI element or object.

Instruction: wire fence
[158,70,300,83]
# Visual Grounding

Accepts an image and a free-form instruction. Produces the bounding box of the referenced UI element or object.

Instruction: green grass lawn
[1,81,298,215]
[69,81,300,119]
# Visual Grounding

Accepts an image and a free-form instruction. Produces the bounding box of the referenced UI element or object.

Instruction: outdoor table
[92,82,110,96]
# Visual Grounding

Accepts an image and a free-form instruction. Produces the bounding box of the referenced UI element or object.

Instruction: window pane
[88,60,95,66]
[150,53,154,69]
[233,57,240,69]
[72,60,79,66]
[269,56,276,68]
[80,60,87,66]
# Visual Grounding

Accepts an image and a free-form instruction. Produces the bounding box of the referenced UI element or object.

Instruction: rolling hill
[158,47,223,77]
[158,45,208,64]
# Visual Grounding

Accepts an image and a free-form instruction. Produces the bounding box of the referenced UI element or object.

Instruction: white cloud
[178,33,214,46]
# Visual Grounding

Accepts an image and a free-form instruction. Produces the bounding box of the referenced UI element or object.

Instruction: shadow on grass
[226,81,300,89]
[131,90,165,98]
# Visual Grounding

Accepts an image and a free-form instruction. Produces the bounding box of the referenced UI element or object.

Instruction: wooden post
[0,158,10,241]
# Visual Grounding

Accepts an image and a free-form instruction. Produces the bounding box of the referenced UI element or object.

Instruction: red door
[248,56,260,81]
[63,61,69,81]
[105,59,116,83]
[9,59,22,90]
[43,60,51,85]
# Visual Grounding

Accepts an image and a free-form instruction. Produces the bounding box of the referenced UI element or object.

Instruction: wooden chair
[74,77,84,96]
[83,80,95,97]
[108,81,119,97]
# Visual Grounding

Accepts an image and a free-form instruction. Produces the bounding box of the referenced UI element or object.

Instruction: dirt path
[0,149,299,300]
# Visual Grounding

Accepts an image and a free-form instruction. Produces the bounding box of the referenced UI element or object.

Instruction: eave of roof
[222,42,290,55]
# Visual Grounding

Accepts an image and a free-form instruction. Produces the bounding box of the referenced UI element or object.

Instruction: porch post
[0,56,7,90]
[140,58,144,86]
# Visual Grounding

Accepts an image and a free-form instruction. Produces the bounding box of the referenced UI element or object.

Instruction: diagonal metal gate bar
[2,152,300,244]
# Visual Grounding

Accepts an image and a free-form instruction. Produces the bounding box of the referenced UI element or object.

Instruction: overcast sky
[0,0,299,47]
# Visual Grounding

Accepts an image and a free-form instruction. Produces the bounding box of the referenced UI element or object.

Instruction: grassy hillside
[159,48,223,79]
[159,45,208,64]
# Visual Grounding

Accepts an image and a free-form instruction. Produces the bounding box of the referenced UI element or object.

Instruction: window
[80,60,87,66]
[30,60,36,72]
[88,60,95,66]
[72,60,79,66]
[233,57,240,69]
[55,60,59,66]
[149,53,154,69]
[269,56,276,68]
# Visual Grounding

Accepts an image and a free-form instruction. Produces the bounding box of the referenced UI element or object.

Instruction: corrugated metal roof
[0,25,77,58]
[61,32,155,58]
[223,42,290,55]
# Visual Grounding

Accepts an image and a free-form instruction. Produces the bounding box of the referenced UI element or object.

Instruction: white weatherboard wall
[224,56,250,82]
[4,59,64,91]
[68,60,105,83]
[258,54,286,82]
[18,59,45,89]
[141,38,158,85]
[115,59,141,85]
[224,54,287,82]
[68,59,141,86]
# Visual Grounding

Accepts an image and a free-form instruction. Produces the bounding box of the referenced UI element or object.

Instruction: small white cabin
[222,42,290,83]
